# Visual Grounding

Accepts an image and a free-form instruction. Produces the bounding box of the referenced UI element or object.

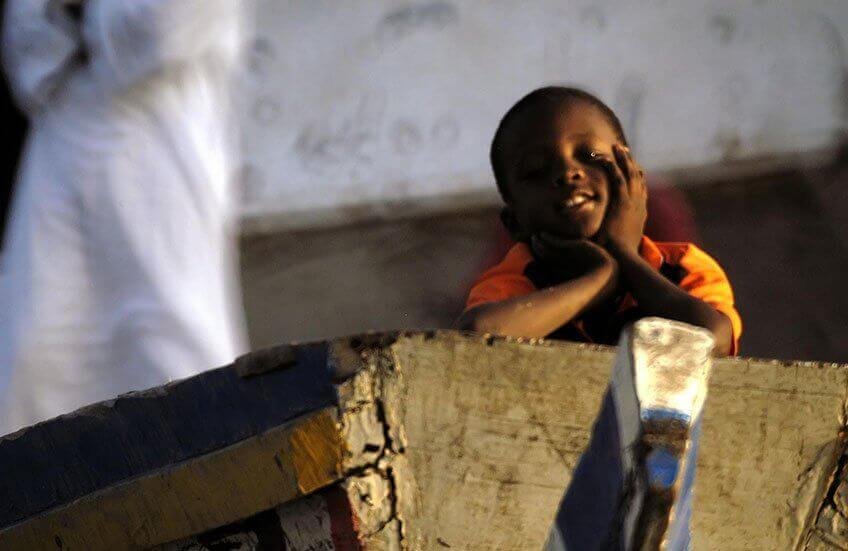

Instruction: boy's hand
[598,144,647,254]
[531,232,615,277]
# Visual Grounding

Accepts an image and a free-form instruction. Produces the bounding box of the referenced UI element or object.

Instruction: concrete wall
[238,0,848,229]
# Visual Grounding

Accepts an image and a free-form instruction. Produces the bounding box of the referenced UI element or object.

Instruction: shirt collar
[639,236,665,270]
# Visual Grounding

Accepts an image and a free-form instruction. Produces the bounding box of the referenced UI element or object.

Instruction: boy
[457,87,741,356]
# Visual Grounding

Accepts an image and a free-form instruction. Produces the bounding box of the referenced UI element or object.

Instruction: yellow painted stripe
[0,407,345,551]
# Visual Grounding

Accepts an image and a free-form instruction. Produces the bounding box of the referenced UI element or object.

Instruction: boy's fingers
[614,145,632,183]
[600,156,627,198]
[617,145,644,196]
[632,160,647,197]
[633,161,648,200]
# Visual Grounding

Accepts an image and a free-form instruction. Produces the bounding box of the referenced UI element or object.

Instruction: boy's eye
[578,147,604,163]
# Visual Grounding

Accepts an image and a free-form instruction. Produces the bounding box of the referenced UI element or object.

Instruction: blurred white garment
[0,0,250,435]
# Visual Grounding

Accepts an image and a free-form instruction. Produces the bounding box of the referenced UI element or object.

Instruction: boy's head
[491,86,628,241]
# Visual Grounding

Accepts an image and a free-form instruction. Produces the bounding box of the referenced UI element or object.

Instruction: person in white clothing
[0,0,251,435]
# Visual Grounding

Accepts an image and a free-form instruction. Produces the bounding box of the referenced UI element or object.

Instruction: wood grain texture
[386,332,848,550]
[5,331,848,550]
[387,333,614,550]
[0,335,407,550]
[696,357,848,550]
[0,408,345,550]
[0,343,336,530]
[290,410,345,495]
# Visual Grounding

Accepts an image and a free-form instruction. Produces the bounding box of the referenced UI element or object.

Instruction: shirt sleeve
[465,244,537,310]
[83,0,248,92]
[466,272,536,310]
[676,244,743,355]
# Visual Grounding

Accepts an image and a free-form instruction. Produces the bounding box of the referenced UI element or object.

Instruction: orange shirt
[466,236,743,355]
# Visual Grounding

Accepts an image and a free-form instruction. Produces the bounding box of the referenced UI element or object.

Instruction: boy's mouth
[560,190,597,211]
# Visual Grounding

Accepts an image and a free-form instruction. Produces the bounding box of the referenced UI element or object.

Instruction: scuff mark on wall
[248,37,276,79]
[715,74,749,160]
[579,6,606,32]
[377,2,458,42]
[710,14,737,45]
[294,92,387,177]
[392,120,423,155]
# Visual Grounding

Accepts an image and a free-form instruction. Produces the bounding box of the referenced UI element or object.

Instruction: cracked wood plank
[157,337,407,551]
[158,336,409,551]
[386,331,848,550]
[0,336,405,550]
[4,330,848,550]
[0,336,404,550]
[803,435,848,550]
[386,333,615,550]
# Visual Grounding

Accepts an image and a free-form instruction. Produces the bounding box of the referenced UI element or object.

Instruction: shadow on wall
[686,162,848,363]
[241,158,848,363]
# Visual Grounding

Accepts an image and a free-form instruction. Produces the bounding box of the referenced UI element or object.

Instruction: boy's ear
[499,207,531,243]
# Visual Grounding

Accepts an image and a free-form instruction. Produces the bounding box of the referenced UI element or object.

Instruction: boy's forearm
[607,244,734,355]
[456,262,616,339]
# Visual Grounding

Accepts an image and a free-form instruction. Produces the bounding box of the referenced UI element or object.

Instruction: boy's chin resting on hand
[532,232,613,272]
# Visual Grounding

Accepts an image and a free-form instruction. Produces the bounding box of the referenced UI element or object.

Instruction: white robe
[0,0,250,435]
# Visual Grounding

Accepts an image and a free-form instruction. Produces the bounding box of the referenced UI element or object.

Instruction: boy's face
[500,102,623,240]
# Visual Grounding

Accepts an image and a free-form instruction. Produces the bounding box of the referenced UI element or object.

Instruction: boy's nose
[565,168,586,182]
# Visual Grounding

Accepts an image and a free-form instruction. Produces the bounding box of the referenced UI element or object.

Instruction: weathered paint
[0,408,340,550]
[386,332,848,550]
[289,409,345,495]
[3,331,848,549]
[548,319,715,550]
[0,341,336,530]
[159,485,362,551]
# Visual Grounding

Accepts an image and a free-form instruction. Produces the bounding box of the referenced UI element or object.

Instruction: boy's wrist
[581,255,620,310]
[605,237,641,260]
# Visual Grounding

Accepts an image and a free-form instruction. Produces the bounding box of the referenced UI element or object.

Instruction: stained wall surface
[239,0,848,227]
